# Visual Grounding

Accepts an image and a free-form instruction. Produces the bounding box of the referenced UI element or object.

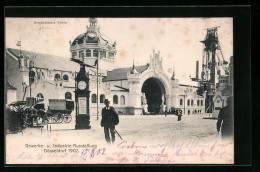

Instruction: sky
[5,18,233,83]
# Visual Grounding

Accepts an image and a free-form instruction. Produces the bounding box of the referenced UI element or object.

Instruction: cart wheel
[42,114,49,124]
[54,113,64,123]
[63,114,72,123]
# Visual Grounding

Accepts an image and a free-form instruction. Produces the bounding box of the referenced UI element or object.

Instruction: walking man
[217,97,234,139]
[101,99,119,144]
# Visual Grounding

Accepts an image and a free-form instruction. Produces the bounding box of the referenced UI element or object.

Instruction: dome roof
[71,32,116,48]
[70,18,116,49]
[71,33,100,46]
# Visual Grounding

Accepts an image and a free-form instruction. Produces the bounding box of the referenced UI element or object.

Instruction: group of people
[187,109,202,115]
[100,96,233,144]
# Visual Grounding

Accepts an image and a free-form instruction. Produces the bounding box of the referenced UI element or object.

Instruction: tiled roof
[7,48,79,72]
[102,64,149,82]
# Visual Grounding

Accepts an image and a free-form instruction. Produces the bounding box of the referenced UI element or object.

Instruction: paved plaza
[5,113,235,164]
[7,113,221,144]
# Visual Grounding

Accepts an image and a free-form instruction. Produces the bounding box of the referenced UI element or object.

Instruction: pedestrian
[165,106,167,117]
[177,109,182,121]
[216,97,233,139]
[101,99,119,144]
[188,110,190,115]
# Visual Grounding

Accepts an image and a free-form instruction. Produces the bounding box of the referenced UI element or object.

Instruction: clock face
[87,32,96,38]
[78,81,87,90]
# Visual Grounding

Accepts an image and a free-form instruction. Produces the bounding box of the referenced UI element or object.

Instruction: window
[191,99,194,106]
[36,93,44,100]
[91,94,97,103]
[113,95,118,104]
[65,92,72,99]
[93,50,98,57]
[197,100,200,106]
[120,95,125,105]
[63,74,69,81]
[100,94,105,103]
[54,74,61,80]
[109,52,114,59]
[29,71,35,84]
[79,50,84,58]
[72,52,77,58]
[201,100,203,106]
[180,99,183,106]
[100,51,106,59]
[86,49,91,57]
[187,99,190,106]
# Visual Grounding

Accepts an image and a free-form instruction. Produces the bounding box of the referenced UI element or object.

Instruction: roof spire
[130,51,138,74]
[171,66,175,80]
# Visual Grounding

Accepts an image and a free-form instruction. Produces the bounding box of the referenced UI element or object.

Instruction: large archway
[141,77,166,113]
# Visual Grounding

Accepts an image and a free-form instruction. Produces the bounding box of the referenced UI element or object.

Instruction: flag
[16,41,21,46]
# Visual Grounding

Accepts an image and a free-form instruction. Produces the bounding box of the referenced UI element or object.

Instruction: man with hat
[217,96,234,139]
[101,99,119,144]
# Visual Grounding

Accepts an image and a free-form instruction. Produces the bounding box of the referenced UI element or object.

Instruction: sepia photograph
[4,16,234,164]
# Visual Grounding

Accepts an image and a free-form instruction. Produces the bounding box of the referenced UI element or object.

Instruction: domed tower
[70,18,117,71]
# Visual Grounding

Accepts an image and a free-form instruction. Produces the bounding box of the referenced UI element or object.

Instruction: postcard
[5,17,234,164]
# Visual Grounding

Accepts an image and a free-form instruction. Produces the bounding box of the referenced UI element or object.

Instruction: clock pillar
[75,64,91,129]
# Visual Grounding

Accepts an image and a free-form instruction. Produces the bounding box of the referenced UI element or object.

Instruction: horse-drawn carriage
[45,99,74,124]
[8,97,74,127]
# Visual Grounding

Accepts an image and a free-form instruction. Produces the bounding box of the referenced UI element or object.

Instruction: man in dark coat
[217,96,234,139]
[101,99,119,144]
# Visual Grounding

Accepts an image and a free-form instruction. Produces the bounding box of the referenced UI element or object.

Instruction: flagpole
[97,52,99,120]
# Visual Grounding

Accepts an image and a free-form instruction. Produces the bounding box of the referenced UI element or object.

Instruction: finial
[130,51,138,74]
[171,68,175,80]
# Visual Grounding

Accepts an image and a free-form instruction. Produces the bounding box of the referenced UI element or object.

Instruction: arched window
[113,95,118,104]
[54,74,61,80]
[191,99,194,106]
[197,100,200,106]
[201,100,203,106]
[91,94,97,103]
[187,99,190,106]
[65,92,72,99]
[63,74,69,81]
[86,49,91,57]
[36,93,44,99]
[120,95,125,105]
[180,99,183,106]
[36,93,44,102]
[100,94,105,103]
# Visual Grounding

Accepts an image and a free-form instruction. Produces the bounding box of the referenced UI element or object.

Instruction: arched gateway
[138,69,172,113]
[125,50,178,115]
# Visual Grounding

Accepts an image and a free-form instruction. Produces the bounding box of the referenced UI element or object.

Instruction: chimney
[196,61,199,80]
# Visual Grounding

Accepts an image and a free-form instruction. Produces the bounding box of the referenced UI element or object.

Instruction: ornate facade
[5,18,206,115]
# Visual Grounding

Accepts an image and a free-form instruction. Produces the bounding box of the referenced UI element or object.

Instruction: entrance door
[141,77,166,114]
